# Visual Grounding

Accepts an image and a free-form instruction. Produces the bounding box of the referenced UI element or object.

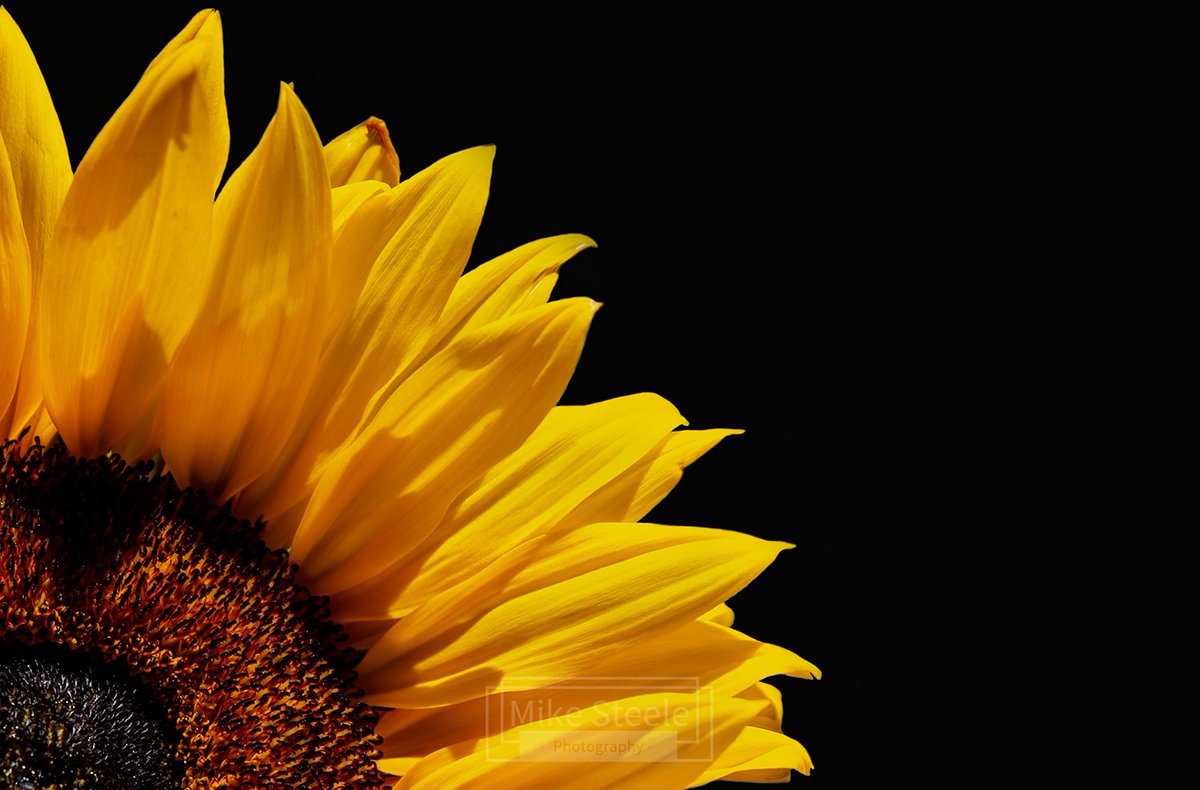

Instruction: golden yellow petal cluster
[0,7,817,786]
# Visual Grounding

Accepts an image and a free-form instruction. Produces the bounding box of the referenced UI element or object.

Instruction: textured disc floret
[0,8,818,785]
[0,440,385,788]
[0,642,181,788]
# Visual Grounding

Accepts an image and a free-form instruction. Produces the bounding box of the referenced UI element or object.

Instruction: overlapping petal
[0,8,72,436]
[325,116,400,187]
[289,297,598,593]
[0,7,71,270]
[241,146,495,523]
[411,234,595,368]
[2,8,817,786]
[0,132,31,425]
[358,523,790,707]
[389,693,765,790]
[559,428,742,530]
[158,83,330,501]
[694,726,814,785]
[37,9,227,456]
[374,617,816,761]
[333,393,687,622]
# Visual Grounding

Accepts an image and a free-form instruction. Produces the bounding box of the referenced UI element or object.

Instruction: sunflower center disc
[0,441,385,787]
[0,643,181,788]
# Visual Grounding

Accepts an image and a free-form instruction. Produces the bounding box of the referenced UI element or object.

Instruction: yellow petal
[375,618,815,761]
[318,179,390,344]
[445,235,594,330]
[0,131,31,425]
[409,234,595,369]
[158,83,330,501]
[289,297,597,593]
[0,7,72,269]
[240,146,494,521]
[0,8,73,434]
[559,428,741,530]
[37,10,227,456]
[331,179,389,228]
[601,622,819,698]
[324,116,400,187]
[143,10,230,193]
[394,693,763,790]
[359,523,790,707]
[737,682,785,731]
[701,603,735,626]
[691,727,814,785]
[332,393,685,622]
[693,683,815,784]
[320,145,495,432]
[376,757,420,777]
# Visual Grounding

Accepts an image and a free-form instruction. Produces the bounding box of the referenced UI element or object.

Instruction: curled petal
[325,116,400,187]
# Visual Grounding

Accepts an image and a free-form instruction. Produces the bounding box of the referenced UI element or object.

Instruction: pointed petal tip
[364,116,395,144]
[365,116,400,178]
[460,143,496,169]
[629,392,688,427]
[183,8,222,43]
[275,80,303,108]
[148,7,223,75]
[552,296,602,324]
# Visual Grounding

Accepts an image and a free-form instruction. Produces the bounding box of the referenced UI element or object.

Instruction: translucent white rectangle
[515,729,679,762]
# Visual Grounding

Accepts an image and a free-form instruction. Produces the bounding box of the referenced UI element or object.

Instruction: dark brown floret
[0,439,385,788]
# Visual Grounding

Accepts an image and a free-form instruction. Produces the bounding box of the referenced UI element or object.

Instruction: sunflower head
[0,7,817,787]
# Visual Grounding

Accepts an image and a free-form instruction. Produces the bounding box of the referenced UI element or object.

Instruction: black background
[6,1,1200,787]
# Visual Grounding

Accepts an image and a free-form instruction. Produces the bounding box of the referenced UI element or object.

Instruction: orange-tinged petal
[376,757,420,777]
[332,393,685,621]
[158,83,330,501]
[0,131,31,426]
[37,11,227,456]
[324,116,400,187]
[359,523,790,707]
[289,298,597,593]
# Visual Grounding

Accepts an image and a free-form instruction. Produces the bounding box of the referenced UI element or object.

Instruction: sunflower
[0,7,818,788]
